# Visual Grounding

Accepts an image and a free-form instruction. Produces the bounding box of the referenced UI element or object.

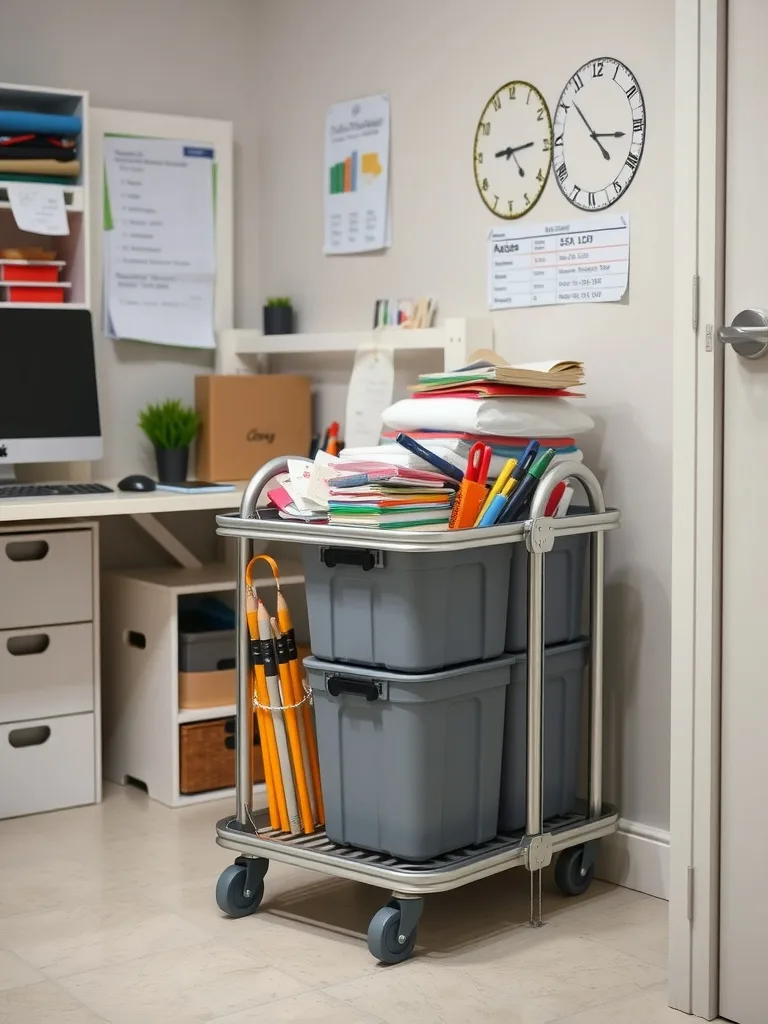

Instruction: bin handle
[320,548,378,571]
[326,675,380,701]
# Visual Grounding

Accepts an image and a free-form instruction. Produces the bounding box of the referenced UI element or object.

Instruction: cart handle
[528,461,605,520]
[239,456,308,519]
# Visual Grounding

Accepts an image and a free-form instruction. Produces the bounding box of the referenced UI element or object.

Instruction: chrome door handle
[718,308,768,359]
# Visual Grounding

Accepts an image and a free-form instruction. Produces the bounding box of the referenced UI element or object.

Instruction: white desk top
[0,483,246,523]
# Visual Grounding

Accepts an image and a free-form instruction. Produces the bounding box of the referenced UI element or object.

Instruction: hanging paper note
[488,212,630,309]
[344,344,395,449]
[7,183,69,236]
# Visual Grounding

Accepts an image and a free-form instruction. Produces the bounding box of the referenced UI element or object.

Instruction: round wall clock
[552,58,646,211]
[473,81,553,219]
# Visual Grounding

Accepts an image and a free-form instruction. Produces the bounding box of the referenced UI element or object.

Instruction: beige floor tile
[0,949,43,992]
[58,940,309,1023]
[0,981,104,1023]
[556,982,688,1022]
[213,989,385,1022]
[2,895,214,979]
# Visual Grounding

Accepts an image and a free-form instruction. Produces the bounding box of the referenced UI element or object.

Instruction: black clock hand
[593,131,626,138]
[494,142,535,159]
[573,102,611,160]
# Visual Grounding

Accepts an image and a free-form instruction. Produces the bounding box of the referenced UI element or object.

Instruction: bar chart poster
[324,94,390,254]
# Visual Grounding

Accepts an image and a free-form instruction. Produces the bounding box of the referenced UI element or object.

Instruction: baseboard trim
[596,817,670,900]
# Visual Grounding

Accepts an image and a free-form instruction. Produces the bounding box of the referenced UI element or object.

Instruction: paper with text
[488,213,629,310]
[7,183,69,236]
[103,137,216,348]
[344,345,395,448]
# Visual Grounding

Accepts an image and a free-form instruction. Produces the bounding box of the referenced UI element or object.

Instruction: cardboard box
[195,374,311,481]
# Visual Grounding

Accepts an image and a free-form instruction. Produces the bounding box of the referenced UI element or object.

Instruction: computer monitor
[0,309,102,477]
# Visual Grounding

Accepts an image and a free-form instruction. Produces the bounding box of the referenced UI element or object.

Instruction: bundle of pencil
[245,555,324,835]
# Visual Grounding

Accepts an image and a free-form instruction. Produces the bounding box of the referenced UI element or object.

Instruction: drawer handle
[9,725,51,748]
[217,657,236,671]
[7,634,50,656]
[5,539,49,563]
[124,630,147,650]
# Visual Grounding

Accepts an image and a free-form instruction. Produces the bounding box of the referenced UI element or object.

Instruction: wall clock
[552,58,645,211]
[473,81,553,219]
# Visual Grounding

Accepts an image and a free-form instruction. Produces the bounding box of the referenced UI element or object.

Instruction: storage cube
[306,655,508,861]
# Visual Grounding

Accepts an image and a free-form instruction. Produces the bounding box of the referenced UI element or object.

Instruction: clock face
[552,58,645,211]
[473,81,553,219]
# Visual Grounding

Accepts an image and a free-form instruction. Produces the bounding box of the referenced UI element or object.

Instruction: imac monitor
[0,309,102,476]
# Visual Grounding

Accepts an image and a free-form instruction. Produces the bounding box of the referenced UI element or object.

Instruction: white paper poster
[488,213,629,310]
[324,94,390,255]
[344,345,395,448]
[7,183,69,236]
[103,137,216,349]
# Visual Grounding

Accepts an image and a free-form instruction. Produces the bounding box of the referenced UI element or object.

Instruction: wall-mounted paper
[344,345,395,448]
[7,183,69,236]
[103,137,216,348]
[324,94,390,255]
[488,213,629,309]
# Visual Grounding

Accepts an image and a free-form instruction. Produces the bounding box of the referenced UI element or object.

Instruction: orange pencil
[271,617,314,834]
[277,590,324,824]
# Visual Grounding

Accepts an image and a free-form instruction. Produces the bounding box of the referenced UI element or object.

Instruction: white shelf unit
[216,317,493,375]
[0,83,89,307]
[102,560,304,808]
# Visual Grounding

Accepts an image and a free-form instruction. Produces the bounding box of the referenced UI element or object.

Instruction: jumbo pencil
[258,600,301,834]
[271,617,314,834]
[245,590,281,830]
[277,590,324,823]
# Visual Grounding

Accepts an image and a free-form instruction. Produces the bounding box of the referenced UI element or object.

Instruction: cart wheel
[215,858,266,918]
[555,845,595,897]
[367,905,417,965]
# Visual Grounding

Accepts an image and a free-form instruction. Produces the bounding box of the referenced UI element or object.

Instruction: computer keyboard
[0,483,114,499]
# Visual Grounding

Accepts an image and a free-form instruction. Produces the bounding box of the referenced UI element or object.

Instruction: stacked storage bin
[301,543,514,861]
[301,531,590,861]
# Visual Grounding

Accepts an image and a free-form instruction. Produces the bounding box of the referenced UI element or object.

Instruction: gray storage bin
[306,655,508,861]
[499,639,589,832]
[301,543,513,672]
[506,533,588,652]
[178,628,235,673]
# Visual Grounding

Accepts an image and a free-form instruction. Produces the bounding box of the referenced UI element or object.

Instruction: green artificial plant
[265,296,292,307]
[138,399,201,451]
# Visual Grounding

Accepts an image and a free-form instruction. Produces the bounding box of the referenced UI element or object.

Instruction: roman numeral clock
[552,58,646,210]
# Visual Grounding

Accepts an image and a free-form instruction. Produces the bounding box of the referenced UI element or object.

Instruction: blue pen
[394,433,464,483]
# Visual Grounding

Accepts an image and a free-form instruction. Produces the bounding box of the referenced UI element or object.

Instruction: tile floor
[0,785,687,1023]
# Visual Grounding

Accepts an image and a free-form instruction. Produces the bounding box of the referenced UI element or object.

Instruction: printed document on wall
[324,94,390,255]
[103,137,216,348]
[488,213,629,310]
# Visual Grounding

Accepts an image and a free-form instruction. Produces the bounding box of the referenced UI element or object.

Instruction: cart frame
[213,457,620,960]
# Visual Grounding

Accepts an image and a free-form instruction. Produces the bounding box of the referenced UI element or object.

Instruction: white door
[720,2,768,1020]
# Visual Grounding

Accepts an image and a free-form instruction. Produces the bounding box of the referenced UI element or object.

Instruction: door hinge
[687,866,694,921]
[692,275,700,333]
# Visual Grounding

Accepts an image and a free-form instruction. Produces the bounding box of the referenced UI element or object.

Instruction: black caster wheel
[215,857,268,918]
[555,845,595,897]
[367,902,419,965]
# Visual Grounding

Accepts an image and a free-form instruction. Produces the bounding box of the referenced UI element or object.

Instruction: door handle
[718,308,768,359]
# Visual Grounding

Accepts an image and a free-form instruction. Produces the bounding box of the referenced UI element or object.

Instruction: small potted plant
[138,399,201,483]
[263,296,295,335]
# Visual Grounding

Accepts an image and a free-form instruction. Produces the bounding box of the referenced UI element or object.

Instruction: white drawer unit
[0,713,96,819]
[0,622,94,723]
[0,522,100,819]
[0,528,93,630]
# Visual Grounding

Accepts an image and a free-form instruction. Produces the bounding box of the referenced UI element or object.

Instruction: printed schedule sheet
[488,213,629,309]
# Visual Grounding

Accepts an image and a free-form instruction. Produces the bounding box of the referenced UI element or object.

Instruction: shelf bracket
[129,513,203,570]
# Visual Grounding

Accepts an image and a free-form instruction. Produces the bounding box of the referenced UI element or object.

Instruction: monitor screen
[0,309,102,464]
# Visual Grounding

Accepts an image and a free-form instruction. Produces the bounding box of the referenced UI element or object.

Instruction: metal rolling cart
[213,456,620,964]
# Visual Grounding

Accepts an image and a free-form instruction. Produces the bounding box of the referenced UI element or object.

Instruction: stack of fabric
[327,465,457,530]
[0,110,83,182]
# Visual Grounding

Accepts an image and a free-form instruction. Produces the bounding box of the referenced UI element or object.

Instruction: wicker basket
[179,715,265,795]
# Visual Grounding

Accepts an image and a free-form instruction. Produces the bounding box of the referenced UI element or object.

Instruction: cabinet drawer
[0,713,95,819]
[0,623,94,723]
[0,530,92,629]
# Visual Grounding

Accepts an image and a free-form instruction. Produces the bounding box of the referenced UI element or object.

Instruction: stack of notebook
[410,351,585,397]
[327,465,457,530]
[0,110,83,183]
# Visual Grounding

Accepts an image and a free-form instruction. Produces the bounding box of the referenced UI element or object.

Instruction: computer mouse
[117,474,157,493]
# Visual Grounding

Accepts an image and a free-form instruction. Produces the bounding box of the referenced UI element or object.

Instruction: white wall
[0,0,259,478]
[254,0,673,835]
